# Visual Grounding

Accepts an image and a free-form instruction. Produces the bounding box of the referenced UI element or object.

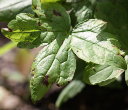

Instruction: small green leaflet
[71,0,93,23]
[56,80,85,107]
[70,19,126,69]
[83,63,124,85]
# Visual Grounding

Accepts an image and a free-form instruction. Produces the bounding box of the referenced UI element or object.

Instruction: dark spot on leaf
[37,22,41,26]
[34,14,38,18]
[33,59,36,62]
[32,68,35,72]
[68,81,71,83]
[33,5,37,9]
[56,84,61,87]
[53,10,62,16]
[117,54,124,57]
[8,28,12,32]
[43,75,49,86]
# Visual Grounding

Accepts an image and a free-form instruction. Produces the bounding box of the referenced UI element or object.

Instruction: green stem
[0,42,17,56]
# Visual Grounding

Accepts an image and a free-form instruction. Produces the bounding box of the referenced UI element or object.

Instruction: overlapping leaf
[2,13,41,48]
[71,0,93,23]
[70,19,126,69]
[2,2,71,48]
[32,0,71,31]
[2,0,75,101]
[83,63,124,85]
[56,80,85,107]
[95,0,128,50]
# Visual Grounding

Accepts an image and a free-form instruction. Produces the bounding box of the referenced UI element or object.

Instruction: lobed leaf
[71,19,126,69]
[31,37,76,85]
[30,37,76,101]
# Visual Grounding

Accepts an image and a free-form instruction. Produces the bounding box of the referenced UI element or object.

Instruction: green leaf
[32,37,76,85]
[71,0,93,23]
[30,37,76,101]
[2,2,71,48]
[125,55,128,86]
[71,19,126,69]
[95,0,128,50]
[55,80,85,107]
[2,13,42,48]
[0,0,32,22]
[83,63,124,85]
[32,1,71,31]
[30,75,51,102]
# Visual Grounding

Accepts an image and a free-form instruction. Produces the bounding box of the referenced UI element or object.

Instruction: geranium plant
[1,0,128,107]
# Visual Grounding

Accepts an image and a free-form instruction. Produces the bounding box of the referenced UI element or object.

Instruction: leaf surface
[71,0,93,23]
[30,75,51,102]
[30,37,76,101]
[95,0,128,50]
[71,19,126,69]
[56,80,85,107]
[83,63,124,85]
[2,2,71,48]
[32,1,71,31]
